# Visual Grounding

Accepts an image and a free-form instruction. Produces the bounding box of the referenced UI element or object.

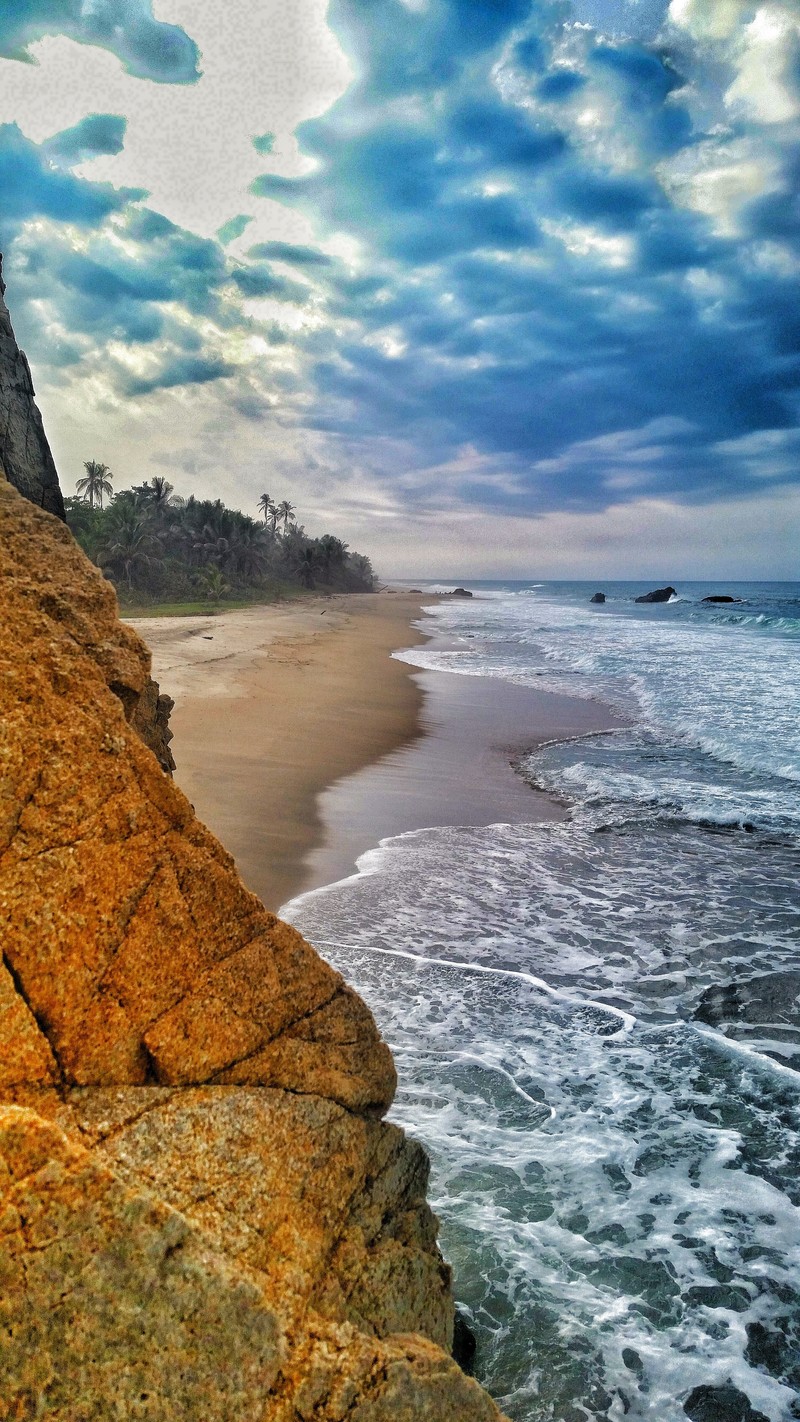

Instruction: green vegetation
[65,469,377,609]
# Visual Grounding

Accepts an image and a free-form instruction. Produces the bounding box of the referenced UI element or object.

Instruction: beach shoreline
[127,591,433,910]
[128,592,625,912]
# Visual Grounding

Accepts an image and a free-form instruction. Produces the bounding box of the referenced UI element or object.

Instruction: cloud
[243,0,800,517]
[249,240,332,267]
[229,260,310,302]
[43,112,127,167]
[0,0,200,84]
[0,122,140,241]
[216,213,253,246]
[120,351,235,396]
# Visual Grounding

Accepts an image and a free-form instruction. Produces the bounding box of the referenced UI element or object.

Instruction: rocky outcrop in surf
[0,483,505,1417]
[635,586,676,603]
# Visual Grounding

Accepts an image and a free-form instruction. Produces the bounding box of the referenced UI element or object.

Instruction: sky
[0,0,799,578]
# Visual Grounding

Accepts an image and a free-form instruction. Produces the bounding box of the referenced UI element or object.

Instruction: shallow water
[285,581,800,1422]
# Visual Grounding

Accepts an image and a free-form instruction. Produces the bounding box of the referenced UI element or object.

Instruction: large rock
[634,585,676,603]
[0,479,506,1420]
[0,254,65,520]
[0,255,174,773]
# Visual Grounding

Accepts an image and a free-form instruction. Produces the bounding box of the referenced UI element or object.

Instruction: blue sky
[1,0,798,576]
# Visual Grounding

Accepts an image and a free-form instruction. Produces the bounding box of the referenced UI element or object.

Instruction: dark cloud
[0,0,200,84]
[554,167,658,230]
[217,214,253,246]
[230,261,309,302]
[326,0,533,100]
[43,113,127,167]
[249,241,332,267]
[536,70,587,102]
[121,352,235,397]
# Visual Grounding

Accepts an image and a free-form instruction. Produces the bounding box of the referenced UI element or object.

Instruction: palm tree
[229,524,270,582]
[257,493,274,524]
[198,566,229,603]
[145,476,178,511]
[276,499,295,533]
[76,460,113,509]
[193,524,230,568]
[318,534,348,581]
[99,505,160,591]
[296,545,317,589]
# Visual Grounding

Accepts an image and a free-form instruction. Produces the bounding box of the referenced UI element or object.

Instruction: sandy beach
[128,593,625,911]
[127,593,432,910]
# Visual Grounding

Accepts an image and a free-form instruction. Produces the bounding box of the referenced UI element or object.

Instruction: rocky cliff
[0,477,505,1418]
[0,254,175,774]
[0,255,64,521]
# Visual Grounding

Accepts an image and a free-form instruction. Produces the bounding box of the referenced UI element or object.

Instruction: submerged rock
[590,592,606,603]
[701,594,740,603]
[0,476,507,1419]
[635,585,676,603]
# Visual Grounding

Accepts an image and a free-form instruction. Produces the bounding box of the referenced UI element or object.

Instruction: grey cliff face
[0,252,66,521]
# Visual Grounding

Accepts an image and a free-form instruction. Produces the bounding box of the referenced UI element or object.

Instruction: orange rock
[0,478,507,1420]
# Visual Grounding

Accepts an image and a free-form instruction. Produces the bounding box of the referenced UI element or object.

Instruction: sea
[284,581,800,1422]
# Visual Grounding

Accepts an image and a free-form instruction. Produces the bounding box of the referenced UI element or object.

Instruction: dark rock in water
[746,1320,800,1385]
[684,1382,769,1422]
[635,586,676,603]
[0,253,65,520]
[452,1309,477,1374]
[702,594,740,603]
[693,970,800,1029]
[450,587,473,598]
[684,1284,751,1312]
[590,592,606,603]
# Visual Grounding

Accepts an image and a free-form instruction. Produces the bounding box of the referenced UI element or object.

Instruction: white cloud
[0,0,351,240]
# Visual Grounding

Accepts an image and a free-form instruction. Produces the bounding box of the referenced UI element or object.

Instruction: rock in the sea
[450,586,473,597]
[0,475,507,1420]
[683,1382,769,1422]
[701,594,739,603]
[590,592,606,603]
[635,585,676,603]
[453,1309,478,1374]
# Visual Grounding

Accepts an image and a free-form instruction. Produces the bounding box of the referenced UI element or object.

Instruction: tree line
[65,460,377,604]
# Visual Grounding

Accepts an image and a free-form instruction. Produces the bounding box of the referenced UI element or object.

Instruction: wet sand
[128,594,625,913]
[300,669,627,904]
